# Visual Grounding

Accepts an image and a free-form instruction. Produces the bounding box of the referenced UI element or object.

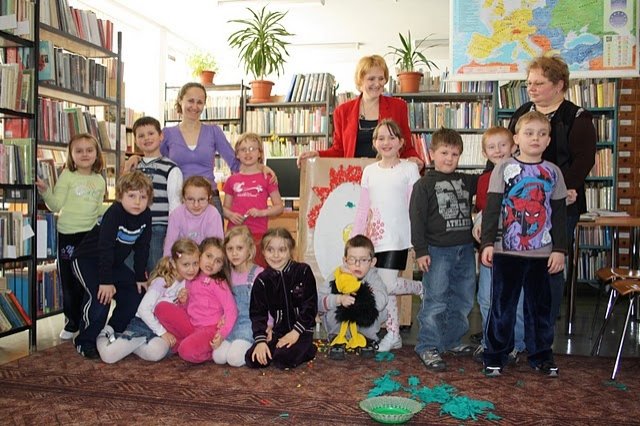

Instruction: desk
[566,216,640,334]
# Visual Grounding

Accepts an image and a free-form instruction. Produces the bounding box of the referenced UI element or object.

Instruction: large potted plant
[387,31,439,93]
[227,6,293,103]
[187,50,218,86]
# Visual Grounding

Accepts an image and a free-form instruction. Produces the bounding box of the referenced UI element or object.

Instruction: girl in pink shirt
[155,237,237,363]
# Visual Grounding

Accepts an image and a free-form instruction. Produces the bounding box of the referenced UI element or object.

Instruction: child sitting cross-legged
[318,235,389,360]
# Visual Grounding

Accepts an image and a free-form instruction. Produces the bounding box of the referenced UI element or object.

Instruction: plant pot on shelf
[397,71,423,93]
[250,80,275,103]
[199,70,216,86]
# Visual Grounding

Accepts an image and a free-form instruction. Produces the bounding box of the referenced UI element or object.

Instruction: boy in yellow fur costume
[317,235,389,360]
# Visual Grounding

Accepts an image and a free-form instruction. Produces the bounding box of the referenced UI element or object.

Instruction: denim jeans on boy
[148,224,167,272]
[477,263,525,352]
[415,243,476,355]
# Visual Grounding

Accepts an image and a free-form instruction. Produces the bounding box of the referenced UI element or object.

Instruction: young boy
[409,128,478,372]
[318,235,388,360]
[126,116,183,271]
[480,111,567,377]
[72,171,153,358]
[471,127,524,364]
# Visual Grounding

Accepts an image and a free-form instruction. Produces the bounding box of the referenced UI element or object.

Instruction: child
[409,127,478,372]
[223,133,284,266]
[351,119,423,352]
[471,127,524,364]
[213,226,265,367]
[245,228,318,369]
[163,176,223,256]
[96,239,200,363]
[155,237,238,364]
[126,116,183,272]
[71,170,153,359]
[36,133,107,341]
[318,235,388,360]
[480,111,567,377]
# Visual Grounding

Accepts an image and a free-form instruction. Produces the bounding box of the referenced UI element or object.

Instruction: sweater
[163,204,224,256]
[186,273,238,338]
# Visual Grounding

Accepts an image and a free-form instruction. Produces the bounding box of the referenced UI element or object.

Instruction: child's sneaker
[76,344,99,359]
[359,339,378,359]
[377,332,402,352]
[59,329,75,340]
[472,345,484,364]
[534,360,559,377]
[446,343,477,356]
[328,344,346,361]
[98,325,116,344]
[507,348,521,365]
[418,349,446,371]
[483,365,503,377]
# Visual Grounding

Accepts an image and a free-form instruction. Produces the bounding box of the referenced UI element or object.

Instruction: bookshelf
[0,1,38,348]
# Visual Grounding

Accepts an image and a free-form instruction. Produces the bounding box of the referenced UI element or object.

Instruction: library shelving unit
[394,82,496,170]
[35,22,123,318]
[0,3,38,349]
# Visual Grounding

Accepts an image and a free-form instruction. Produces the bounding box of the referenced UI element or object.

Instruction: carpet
[0,343,639,425]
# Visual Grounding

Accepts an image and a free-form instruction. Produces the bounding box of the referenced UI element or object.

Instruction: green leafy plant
[187,50,218,77]
[387,31,439,72]
[227,6,294,81]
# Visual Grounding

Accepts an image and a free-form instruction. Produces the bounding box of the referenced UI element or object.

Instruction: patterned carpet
[0,343,639,425]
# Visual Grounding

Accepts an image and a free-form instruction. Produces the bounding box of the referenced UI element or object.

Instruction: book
[38,40,56,81]
[579,210,630,221]
[5,290,31,325]
[0,291,25,328]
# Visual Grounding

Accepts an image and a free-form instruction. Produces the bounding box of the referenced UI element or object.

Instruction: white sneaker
[377,332,402,352]
[59,329,75,340]
[99,325,116,344]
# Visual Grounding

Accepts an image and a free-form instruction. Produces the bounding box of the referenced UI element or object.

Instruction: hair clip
[176,252,182,258]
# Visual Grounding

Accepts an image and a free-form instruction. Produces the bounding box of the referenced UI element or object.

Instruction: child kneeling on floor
[318,235,389,360]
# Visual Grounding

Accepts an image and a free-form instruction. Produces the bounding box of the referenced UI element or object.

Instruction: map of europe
[451,0,638,80]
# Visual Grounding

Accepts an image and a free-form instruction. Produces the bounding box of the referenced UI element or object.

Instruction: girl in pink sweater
[155,237,238,363]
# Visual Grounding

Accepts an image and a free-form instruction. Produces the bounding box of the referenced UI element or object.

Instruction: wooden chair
[590,267,639,339]
[591,278,640,380]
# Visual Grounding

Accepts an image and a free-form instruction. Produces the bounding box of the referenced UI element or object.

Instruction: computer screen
[265,157,301,199]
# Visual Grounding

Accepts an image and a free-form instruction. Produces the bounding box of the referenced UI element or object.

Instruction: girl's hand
[297,150,318,167]
[177,288,188,304]
[416,255,431,272]
[251,342,272,365]
[136,281,148,293]
[35,177,48,193]
[227,211,245,225]
[481,247,494,268]
[97,284,116,305]
[161,332,177,347]
[339,294,355,307]
[261,164,278,184]
[266,326,273,342]
[406,156,425,170]
[548,252,565,274]
[245,208,263,218]
[210,333,222,349]
[276,329,300,349]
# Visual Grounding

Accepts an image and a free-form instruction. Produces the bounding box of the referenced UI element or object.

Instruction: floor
[1,287,639,365]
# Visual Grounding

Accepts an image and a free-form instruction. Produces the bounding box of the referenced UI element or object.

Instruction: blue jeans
[415,244,476,354]
[148,224,167,273]
[477,264,525,352]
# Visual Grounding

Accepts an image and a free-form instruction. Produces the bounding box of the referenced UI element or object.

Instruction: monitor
[265,157,301,199]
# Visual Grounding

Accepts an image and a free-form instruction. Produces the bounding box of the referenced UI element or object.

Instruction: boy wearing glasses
[318,235,389,360]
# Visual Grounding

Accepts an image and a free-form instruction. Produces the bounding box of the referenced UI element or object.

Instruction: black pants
[72,258,143,350]
[57,232,88,332]
[245,332,316,369]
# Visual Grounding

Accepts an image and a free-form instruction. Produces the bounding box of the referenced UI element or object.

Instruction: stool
[591,278,640,380]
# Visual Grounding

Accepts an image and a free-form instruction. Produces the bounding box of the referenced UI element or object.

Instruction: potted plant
[187,50,218,85]
[387,31,439,93]
[227,6,294,103]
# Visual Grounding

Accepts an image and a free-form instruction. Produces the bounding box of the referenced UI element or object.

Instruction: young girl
[223,133,284,266]
[213,226,265,367]
[36,133,107,340]
[163,176,224,256]
[155,237,237,363]
[96,239,200,363]
[351,119,423,352]
[245,228,317,369]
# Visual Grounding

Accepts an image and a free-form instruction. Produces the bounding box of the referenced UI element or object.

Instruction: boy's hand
[416,255,431,272]
[472,223,482,243]
[406,156,425,170]
[566,189,577,205]
[210,333,222,349]
[97,284,116,305]
[136,281,148,293]
[35,177,48,193]
[122,155,140,173]
[160,332,176,347]
[548,252,565,274]
[481,247,494,267]
[251,342,272,365]
[339,294,355,307]
[276,329,300,348]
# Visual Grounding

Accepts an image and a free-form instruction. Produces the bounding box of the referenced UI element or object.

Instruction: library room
[1,0,640,423]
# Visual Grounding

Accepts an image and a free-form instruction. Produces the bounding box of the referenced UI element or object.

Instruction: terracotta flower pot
[397,71,423,93]
[199,70,216,86]
[250,80,275,103]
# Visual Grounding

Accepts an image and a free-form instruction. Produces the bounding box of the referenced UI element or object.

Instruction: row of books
[407,100,493,130]
[498,79,617,110]
[37,262,62,315]
[36,211,57,259]
[389,72,495,94]
[165,95,242,121]
[0,138,33,184]
[0,0,34,40]
[263,137,329,158]
[245,107,329,135]
[588,148,613,177]
[123,107,145,129]
[0,63,33,113]
[497,81,529,110]
[284,73,335,103]
[585,183,614,211]
[0,209,31,258]
[0,289,31,331]
[39,0,114,50]
[576,249,609,282]
[577,226,612,247]
[592,115,614,142]
[412,133,485,168]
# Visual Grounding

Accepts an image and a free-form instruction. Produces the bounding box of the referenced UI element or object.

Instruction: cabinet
[0,1,38,349]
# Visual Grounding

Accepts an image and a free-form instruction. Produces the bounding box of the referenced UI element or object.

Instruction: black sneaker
[328,344,346,361]
[76,344,100,359]
[359,339,378,359]
[534,360,559,378]
[483,365,503,377]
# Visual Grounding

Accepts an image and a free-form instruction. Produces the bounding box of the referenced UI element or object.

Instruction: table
[566,216,640,334]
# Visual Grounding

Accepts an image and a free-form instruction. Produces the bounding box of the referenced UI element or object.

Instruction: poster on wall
[450,0,639,80]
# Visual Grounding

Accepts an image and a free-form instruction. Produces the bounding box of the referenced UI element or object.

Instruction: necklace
[359,98,379,120]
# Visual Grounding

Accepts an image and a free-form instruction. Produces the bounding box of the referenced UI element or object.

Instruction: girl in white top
[96,239,200,363]
[351,119,423,352]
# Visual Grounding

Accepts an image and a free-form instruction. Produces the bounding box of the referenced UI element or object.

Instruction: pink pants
[155,301,219,364]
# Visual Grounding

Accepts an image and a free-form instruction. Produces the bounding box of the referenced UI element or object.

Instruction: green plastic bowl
[359,396,424,424]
